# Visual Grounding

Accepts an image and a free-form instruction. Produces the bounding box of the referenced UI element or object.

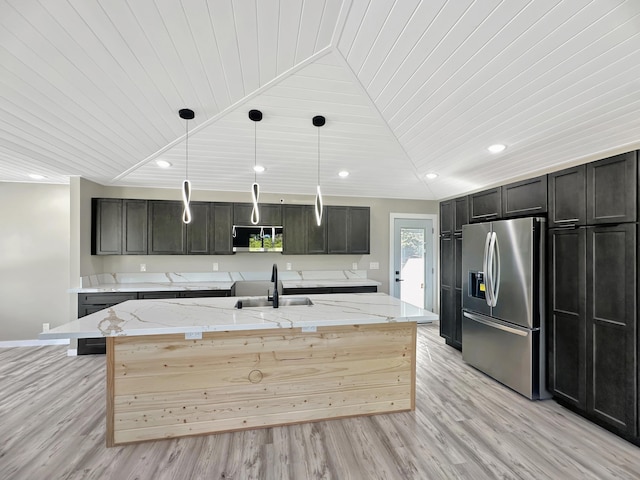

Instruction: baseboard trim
[0,338,71,348]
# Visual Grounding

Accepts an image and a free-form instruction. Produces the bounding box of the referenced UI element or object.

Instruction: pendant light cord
[317,127,320,186]
[185,118,189,180]
[254,121,257,183]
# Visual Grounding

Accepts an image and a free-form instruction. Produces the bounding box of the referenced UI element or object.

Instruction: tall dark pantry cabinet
[439,196,467,349]
[548,151,639,443]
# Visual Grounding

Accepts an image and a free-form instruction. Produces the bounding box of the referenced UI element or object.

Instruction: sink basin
[235,296,314,309]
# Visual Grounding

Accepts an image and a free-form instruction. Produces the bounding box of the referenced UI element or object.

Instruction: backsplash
[80,270,370,287]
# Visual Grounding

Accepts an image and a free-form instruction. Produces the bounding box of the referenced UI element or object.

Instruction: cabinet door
[233,203,253,226]
[233,203,282,226]
[261,204,283,226]
[502,175,548,218]
[469,187,502,222]
[348,207,370,254]
[92,198,122,255]
[123,200,148,254]
[211,202,233,254]
[283,205,307,254]
[453,290,463,348]
[587,152,637,224]
[327,206,349,254]
[307,206,327,254]
[452,234,463,348]
[548,165,586,227]
[440,200,453,235]
[453,196,468,233]
[439,236,454,341]
[186,202,209,254]
[148,201,186,254]
[548,228,587,409]
[586,224,637,436]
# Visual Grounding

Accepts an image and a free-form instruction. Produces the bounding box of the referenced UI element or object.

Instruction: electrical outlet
[185,332,202,340]
[369,262,379,270]
[42,323,50,332]
[140,263,146,272]
[352,262,358,270]
[286,263,292,270]
[213,262,219,271]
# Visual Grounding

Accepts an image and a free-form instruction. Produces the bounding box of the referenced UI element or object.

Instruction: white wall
[0,183,71,340]
[82,185,438,294]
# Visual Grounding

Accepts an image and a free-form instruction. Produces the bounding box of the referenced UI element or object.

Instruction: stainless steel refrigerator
[462,217,550,400]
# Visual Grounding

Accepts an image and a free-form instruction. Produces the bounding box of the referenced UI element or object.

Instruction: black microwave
[232,226,283,252]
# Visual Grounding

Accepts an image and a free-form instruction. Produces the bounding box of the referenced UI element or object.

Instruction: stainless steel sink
[235,296,314,309]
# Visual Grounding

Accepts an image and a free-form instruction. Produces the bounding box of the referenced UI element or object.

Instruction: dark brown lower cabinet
[439,233,462,349]
[586,223,637,436]
[77,290,230,355]
[548,228,587,409]
[548,224,638,442]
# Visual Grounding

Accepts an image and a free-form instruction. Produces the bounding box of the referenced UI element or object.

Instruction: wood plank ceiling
[2,0,640,200]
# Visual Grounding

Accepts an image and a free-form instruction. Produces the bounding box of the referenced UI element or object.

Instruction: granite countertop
[72,270,382,293]
[40,293,436,339]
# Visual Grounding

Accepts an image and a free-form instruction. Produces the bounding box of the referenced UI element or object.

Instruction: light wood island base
[106,322,416,446]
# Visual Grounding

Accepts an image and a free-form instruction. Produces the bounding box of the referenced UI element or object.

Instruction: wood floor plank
[2,323,639,479]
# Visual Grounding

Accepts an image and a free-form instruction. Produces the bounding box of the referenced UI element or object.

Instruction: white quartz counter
[40,293,436,339]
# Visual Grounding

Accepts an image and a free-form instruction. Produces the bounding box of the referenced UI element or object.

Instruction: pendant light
[313,115,326,226]
[179,108,195,224]
[249,109,262,225]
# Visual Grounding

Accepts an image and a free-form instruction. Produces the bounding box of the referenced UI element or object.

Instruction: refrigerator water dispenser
[468,271,486,300]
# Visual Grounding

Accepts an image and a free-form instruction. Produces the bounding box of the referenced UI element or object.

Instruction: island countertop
[40,293,436,339]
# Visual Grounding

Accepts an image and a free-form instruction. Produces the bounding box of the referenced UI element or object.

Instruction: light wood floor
[1,323,638,480]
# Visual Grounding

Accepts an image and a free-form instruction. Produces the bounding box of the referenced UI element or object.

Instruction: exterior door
[392,218,433,311]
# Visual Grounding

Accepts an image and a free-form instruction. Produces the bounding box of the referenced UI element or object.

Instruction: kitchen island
[41,293,435,446]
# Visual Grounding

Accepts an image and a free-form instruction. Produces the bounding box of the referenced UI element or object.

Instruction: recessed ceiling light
[338,171,349,178]
[488,144,506,153]
[28,174,46,180]
[425,173,438,180]
[156,160,172,168]
[253,165,265,173]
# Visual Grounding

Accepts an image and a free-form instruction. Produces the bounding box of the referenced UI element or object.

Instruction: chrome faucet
[268,263,279,308]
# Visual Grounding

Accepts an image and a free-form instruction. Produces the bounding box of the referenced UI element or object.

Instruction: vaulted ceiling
[2,0,640,200]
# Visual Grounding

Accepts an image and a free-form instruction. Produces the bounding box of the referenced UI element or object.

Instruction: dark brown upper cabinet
[326,206,370,255]
[282,205,328,255]
[469,187,502,223]
[186,202,210,255]
[92,198,122,255]
[210,202,233,255]
[549,152,637,228]
[233,203,282,226]
[122,200,148,255]
[453,196,469,233]
[548,165,587,228]
[282,205,307,254]
[502,175,548,218]
[147,201,186,254]
[439,200,453,235]
[586,151,637,225]
[92,198,147,255]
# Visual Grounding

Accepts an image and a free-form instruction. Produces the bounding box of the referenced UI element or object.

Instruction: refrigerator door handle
[490,232,500,307]
[463,311,529,336]
[482,232,492,306]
